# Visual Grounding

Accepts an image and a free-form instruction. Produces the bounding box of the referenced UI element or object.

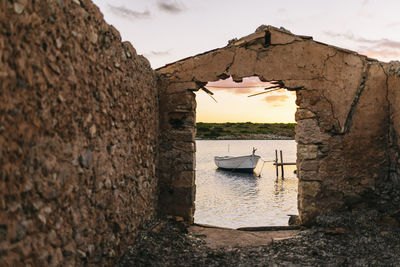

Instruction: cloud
[386,22,400,28]
[108,5,150,19]
[277,8,286,13]
[264,94,290,107]
[205,76,274,95]
[144,50,171,57]
[377,40,400,49]
[150,51,170,56]
[323,31,370,43]
[212,86,255,95]
[324,31,400,48]
[357,0,375,18]
[361,0,369,6]
[359,49,400,61]
[323,31,400,60]
[157,1,185,14]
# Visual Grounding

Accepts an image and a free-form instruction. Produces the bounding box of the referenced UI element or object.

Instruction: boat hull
[216,167,256,173]
[214,154,261,173]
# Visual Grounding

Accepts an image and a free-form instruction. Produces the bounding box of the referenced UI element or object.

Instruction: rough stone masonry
[0,0,158,266]
[2,0,400,266]
[156,26,400,227]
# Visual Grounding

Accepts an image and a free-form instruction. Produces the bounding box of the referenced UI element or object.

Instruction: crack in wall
[382,63,400,191]
[342,62,370,134]
[265,39,304,48]
[224,52,236,74]
[320,90,341,133]
[316,51,341,133]
[320,51,340,83]
[322,51,338,71]
[382,63,392,182]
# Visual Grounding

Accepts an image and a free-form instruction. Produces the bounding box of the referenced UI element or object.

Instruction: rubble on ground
[118,210,400,266]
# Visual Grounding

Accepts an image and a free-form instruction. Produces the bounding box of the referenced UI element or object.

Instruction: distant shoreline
[196,134,294,140]
[196,122,295,140]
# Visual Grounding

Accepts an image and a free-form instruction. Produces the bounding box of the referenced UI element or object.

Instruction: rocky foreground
[117,211,400,266]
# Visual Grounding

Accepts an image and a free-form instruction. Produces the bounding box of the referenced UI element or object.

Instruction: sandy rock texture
[0,0,158,265]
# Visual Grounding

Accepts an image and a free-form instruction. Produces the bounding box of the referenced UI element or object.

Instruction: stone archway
[156,25,393,225]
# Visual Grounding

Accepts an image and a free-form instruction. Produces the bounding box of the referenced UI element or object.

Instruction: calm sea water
[194,140,298,228]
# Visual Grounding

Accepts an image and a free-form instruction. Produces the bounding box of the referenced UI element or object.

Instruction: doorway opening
[194,76,298,228]
[157,25,384,226]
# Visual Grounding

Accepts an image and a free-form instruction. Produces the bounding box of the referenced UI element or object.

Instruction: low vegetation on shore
[196,122,296,140]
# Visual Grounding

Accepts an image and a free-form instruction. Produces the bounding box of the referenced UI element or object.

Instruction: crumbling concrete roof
[157,25,377,71]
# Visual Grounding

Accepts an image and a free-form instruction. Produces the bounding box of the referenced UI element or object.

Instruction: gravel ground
[117,211,400,266]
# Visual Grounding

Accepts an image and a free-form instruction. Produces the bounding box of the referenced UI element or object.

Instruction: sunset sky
[93,0,400,123]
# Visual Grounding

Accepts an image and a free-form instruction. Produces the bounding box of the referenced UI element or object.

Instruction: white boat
[214,148,261,173]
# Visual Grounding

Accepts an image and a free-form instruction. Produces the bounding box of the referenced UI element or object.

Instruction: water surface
[194,140,297,228]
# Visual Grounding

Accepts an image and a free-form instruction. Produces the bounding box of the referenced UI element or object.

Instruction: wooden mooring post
[280,150,284,179]
[274,149,296,179]
[275,149,278,178]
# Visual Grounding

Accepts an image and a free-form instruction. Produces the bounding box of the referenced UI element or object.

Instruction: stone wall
[384,62,400,219]
[0,1,158,265]
[297,62,389,222]
[156,26,398,225]
[157,80,197,222]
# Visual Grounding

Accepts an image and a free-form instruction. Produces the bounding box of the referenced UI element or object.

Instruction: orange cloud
[264,94,290,107]
[360,49,400,61]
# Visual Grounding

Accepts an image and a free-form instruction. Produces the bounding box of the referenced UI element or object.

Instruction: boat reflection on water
[215,168,258,178]
[214,169,260,198]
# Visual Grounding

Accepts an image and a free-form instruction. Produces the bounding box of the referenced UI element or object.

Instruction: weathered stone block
[171,141,196,153]
[165,92,196,111]
[297,144,318,160]
[167,129,195,142]
[298,196,318,212]
[295,119,322,144]
[298,160,319,172]
[298,180,321,198]
[295,108,316,120]
[172,171,195,188]
[166,82,198,94]
[168,112,194,130]
[298,171,320,181]
[159,187,195,222]
[174,151,195,165]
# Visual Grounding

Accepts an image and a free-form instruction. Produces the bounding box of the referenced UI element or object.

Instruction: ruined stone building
[1,0,400,265]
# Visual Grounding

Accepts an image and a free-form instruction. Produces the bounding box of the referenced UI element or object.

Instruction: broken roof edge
[156,25,380,71]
